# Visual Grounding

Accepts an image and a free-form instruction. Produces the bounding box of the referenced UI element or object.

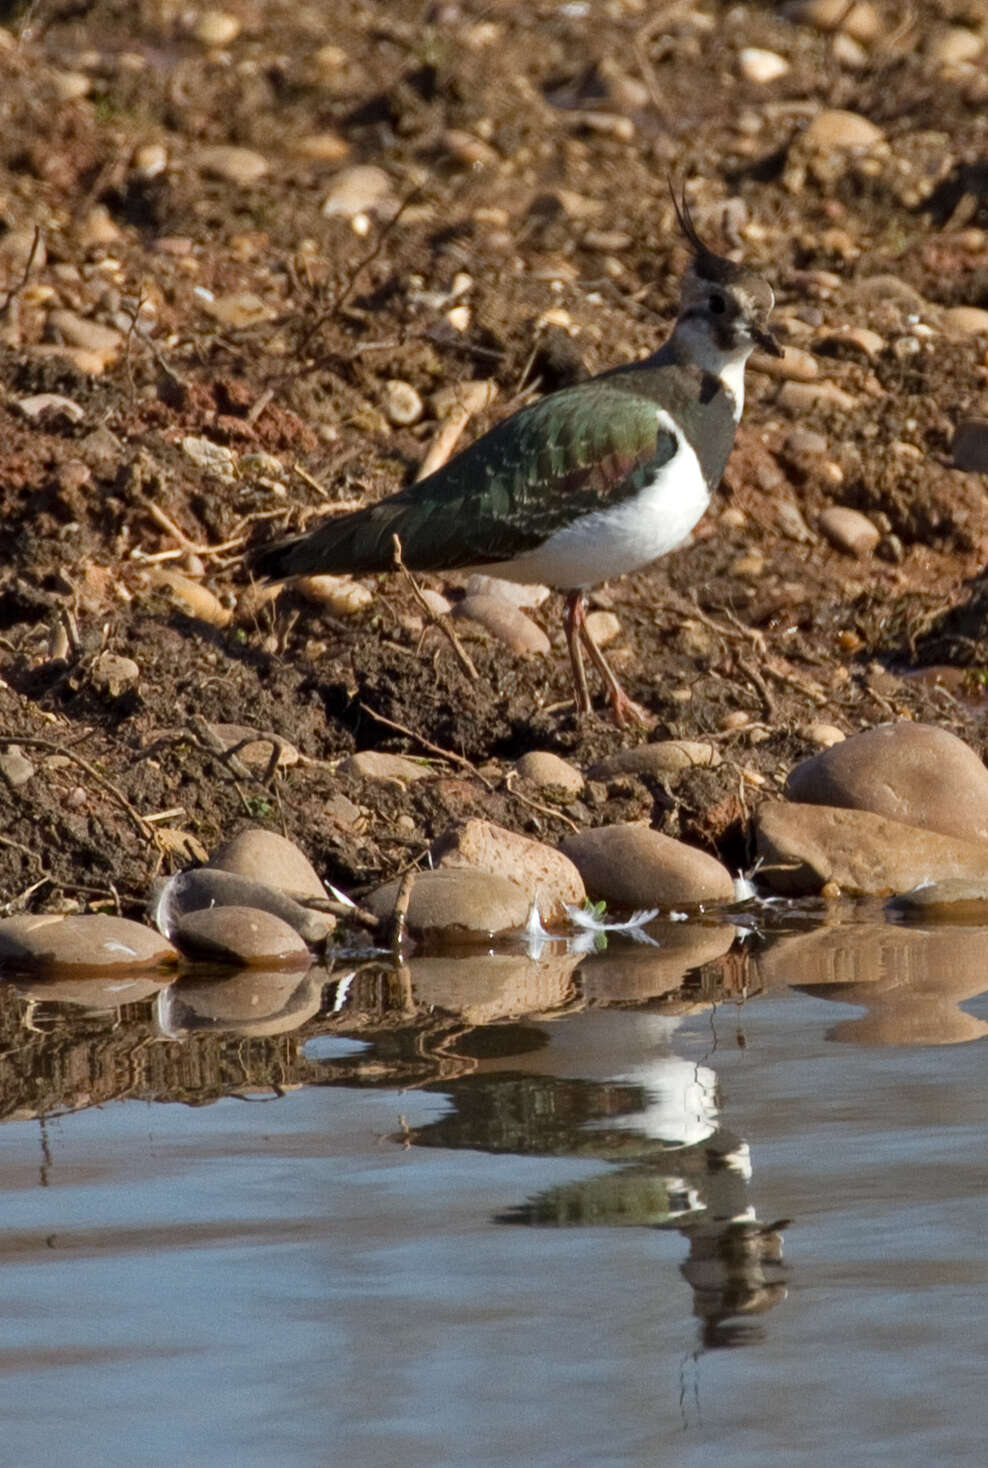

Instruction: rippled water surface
[1,911,987,1466]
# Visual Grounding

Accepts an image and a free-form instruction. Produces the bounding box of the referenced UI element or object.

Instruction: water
[0,910,986,1466]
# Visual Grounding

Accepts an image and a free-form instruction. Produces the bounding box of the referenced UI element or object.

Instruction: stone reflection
[399,1013,788,1350]
[756,919,988,1045]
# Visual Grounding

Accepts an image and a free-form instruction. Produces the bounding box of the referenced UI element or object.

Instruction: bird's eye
[709,292,727,314]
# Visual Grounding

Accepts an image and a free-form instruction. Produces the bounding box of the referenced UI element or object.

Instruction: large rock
[208,828,326,900]
[0,914,177,975]
[150,868,333,945]
[784,722,988,843]
[364,868,530,941]
[755,801,988,896]
[755,921,988,1046]
[171,907,312,969]
[888,878,988,922]
[431,818,585,924]
[559,824,735,909]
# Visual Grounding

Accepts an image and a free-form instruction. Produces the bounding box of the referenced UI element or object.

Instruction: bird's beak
[754,324,784,357]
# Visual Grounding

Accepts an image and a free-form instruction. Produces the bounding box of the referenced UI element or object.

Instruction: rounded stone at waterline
[0,914,177,975]
[172,906,312,968]
[784,721,988,843]
[560,824,735,909]
[364,868,530,940]
[208,828,327,900]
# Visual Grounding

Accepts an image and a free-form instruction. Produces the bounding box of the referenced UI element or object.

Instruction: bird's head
[672,188,782,361]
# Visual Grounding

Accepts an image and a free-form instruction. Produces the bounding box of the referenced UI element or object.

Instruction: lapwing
[251,191,781,725]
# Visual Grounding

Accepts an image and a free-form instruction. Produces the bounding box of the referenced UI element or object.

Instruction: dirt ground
[1,0,988,916]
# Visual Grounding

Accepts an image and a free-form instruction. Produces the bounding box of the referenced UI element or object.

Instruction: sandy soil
[1,0,987,914]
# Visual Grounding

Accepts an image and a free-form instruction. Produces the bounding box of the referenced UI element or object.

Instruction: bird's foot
[608,689,656,729]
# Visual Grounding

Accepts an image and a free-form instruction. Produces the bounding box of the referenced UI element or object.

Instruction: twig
[0,225,42,314]
[141,499,248,558]
[737,657,777,721]
[357,704,493,789]
[293,185,424,369]
[392,533,478,681]
[502,770,581,833]
[386,869,416,957]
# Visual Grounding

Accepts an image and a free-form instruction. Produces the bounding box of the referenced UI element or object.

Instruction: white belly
[477,415,711,591]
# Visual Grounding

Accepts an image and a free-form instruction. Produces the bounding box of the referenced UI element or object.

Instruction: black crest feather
[668,179,742,285]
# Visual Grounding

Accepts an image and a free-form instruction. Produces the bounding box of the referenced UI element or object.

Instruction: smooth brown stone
[150,868,332,945]
[364,868,530,941]
[172,907,312,968]
[514,751,584,795]
[0,914,177,975]
[431,818,585,925]
[339,751,431,782]
[887,878,988,922]
[590,740,721,780]
[755,801,988,896]
[208,828,326,900]
[559,824,735,909]
[785,722,988,843]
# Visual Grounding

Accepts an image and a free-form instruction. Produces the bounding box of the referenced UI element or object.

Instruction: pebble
[756,801,988,897]
[172,906,311,968]
[47,308,123,356]
[206,722,299,768]
[295,575,373,614]
[778,380,858,412]
[943,306,988,337]
[196,146,269,187]
[49,69,90,101]
[738,47,790,84]
[431,818,586,925]
[463,574,549,608]
[408,951,578,1024]
[192,10,242,47]
[161,971,320,1037]
[514,751,584,796]
[803,108,884,152]
[16,393,85,423]
[132,142,168,180]
[750,344,818,380]
[148,568,232,627]
[383,379,424,426]
[150,867,332,945]
[813,325,885,360]
[78,206,122,248]
[951,419,988,473]
[0,228,46,275]
[339,751,431,782]
[181,435,237,477]
[208,828,326,900]
[782,426,829,460]
[559,824,735,909]
[785,0,880,44]
[452,595,550,656]
[419,587,452,617]
[293,132,350,162]
[322,165,394,220]
[0,745,35,788]
[930,27,983,66]
[589,740,721,779]
[584,610,621,648]
[818,505,880,556]
[0,914,177,975]
[802,722,846,748]
[31,344,110,376]
[785,721,988,843]
[198,292,275,328]
[91,651,141,696]
[364,868,531,941]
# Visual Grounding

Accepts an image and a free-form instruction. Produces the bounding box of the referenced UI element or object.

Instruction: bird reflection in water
[397,1022,789,1352]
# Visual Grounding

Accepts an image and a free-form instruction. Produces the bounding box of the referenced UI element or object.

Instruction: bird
[250,191,782,726]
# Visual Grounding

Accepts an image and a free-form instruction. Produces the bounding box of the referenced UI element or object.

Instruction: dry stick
[386,869,416,957]
[502,771,581,834]
[357,704,493,789]
[142,499,248,558]
[0,225,42,315]
[293,185,424,369]
[391,534,479,681]
[0,735,158,843]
